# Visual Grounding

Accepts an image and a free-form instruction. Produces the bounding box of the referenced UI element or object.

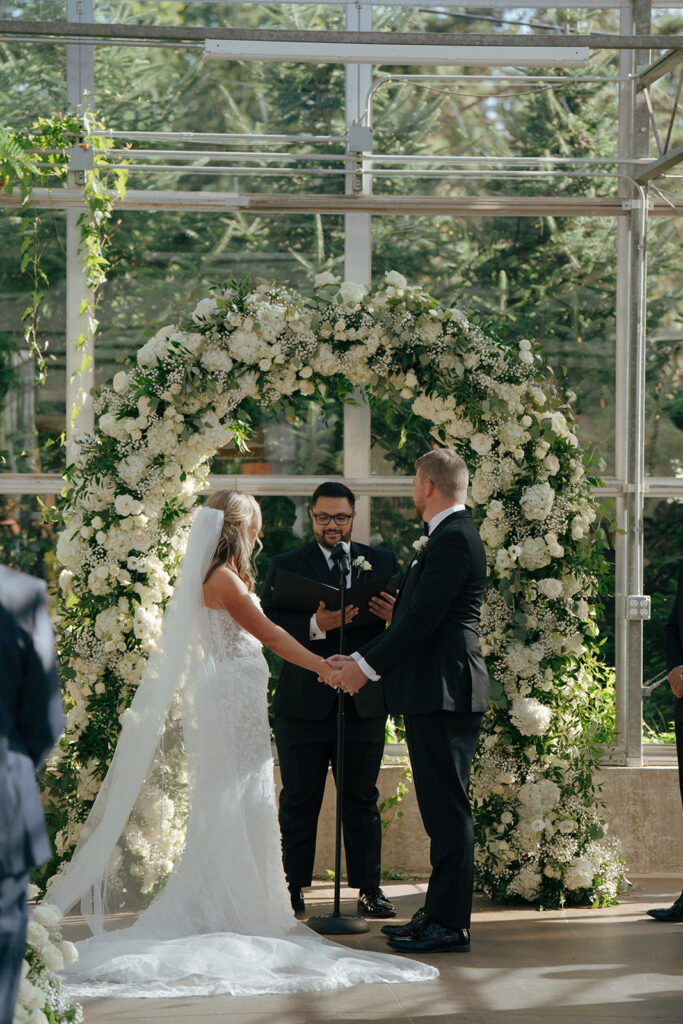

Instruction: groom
[330,449,489,953]
[262,482,398,920]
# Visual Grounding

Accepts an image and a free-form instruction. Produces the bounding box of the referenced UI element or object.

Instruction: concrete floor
[64,876,683,1024]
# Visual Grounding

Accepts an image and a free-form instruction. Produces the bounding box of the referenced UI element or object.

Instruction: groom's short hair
[311,482,356,508]
[415,449,468,502]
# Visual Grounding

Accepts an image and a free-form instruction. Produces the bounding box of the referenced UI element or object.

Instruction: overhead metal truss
[637,49,683,183]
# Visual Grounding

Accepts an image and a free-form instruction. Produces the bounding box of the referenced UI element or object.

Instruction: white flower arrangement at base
[13,885,83,1024]
[44,271,624,911]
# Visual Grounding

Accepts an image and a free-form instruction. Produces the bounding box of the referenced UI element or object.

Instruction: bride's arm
[203,567,339,685]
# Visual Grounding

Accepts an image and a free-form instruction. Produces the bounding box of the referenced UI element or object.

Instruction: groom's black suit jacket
[359,510,489,715]
[665,558,683,724]
[262,541,397,720]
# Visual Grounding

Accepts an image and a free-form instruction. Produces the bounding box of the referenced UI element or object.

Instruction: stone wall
[274,763,682,877]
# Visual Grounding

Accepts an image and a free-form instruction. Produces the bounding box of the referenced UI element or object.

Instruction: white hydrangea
[510,697,553,736]
[518,536,552,570]
[520,482,555,522]
[517,778,561,816]
[508,865,543,899]
[563,856,596,890]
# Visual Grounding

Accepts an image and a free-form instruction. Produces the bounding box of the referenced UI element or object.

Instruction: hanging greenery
[0,112,127,386]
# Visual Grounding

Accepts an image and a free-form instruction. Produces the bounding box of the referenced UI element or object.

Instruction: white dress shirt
[309,542,352,640]
[352,505,465,680]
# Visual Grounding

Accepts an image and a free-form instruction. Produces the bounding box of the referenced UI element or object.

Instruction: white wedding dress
[46,508,437,998]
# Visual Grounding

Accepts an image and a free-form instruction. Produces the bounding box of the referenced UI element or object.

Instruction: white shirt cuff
[309,613,326,640]
[351,652,380,681]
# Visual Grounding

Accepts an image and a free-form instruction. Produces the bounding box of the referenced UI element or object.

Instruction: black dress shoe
[381,906,426,937]
[357,887,396,918]
[387,922,470,953]
[289,887,305,917]
[647,891,683,922]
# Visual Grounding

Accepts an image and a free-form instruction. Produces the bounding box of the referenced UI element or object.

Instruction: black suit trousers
[274,704,386,890]
[0,871,28,1024]
[404,710,483,930]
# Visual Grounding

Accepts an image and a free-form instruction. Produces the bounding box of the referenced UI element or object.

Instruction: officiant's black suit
[262,541,398,891]
[0,566,64,1023]
[359,510,489,930]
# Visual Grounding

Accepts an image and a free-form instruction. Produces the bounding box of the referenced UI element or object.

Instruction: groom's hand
[325,657,368,695]
[316,601,359,632]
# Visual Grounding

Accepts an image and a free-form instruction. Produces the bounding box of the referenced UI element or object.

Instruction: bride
[46,491,437,998]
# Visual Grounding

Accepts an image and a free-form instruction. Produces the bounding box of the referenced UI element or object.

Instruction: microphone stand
[306,544,369,936]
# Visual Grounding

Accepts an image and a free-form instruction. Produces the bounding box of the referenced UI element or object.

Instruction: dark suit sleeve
[360,531,473,679]
[664,562,683,672]
[18,581,64,767]
[261,555,316,645]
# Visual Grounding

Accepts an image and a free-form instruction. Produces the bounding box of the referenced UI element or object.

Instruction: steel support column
[343,2,373,543]
[65,0,95,462]
[615,0,651,766]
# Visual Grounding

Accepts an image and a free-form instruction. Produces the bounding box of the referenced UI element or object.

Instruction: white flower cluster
[14,886,82,1024]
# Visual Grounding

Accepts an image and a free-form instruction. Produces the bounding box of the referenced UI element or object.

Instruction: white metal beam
[204,39,591,67]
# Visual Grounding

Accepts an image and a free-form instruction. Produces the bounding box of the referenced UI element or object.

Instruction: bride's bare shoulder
[202,564,249,610]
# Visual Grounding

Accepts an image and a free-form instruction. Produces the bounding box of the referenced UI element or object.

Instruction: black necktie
[423,521,430,536]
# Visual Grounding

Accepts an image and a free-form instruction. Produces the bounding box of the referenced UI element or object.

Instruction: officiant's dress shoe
[381,906,426,937]
[647,891,683,922]
[289,887,305,917]
[387,922,470,953]
[357,887,396,918]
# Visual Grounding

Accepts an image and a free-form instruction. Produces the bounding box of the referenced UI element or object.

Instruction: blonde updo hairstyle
[204,491,262,590]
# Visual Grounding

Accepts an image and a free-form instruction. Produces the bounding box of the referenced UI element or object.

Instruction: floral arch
[47,270,624,908]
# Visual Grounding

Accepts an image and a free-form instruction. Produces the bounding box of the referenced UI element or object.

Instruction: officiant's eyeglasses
[311,513,353,525]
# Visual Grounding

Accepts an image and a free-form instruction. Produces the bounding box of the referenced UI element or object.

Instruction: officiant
[262,482,398,920]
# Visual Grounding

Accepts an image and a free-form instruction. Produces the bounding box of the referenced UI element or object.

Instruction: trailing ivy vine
[0,111,127,389]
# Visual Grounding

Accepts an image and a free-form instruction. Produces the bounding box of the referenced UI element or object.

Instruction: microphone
[330,542,350,573]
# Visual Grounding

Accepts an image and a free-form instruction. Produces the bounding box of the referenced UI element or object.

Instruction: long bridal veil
[47,506,225,930]
[46,505,438,997]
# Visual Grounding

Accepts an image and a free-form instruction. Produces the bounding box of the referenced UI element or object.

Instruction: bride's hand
[317,661,342,688]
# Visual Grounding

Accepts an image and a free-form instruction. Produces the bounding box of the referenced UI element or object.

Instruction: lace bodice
[205,598,267,667]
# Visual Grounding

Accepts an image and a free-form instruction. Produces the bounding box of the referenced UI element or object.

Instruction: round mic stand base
[306,913,370,935]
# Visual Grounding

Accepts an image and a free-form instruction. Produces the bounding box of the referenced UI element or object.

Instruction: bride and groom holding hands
[47,447,490,997]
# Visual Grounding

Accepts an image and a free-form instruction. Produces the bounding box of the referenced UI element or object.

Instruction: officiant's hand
[368,591,396,623]
[668,666,683,699]
[325,656,368,695]
[316,601,358,632]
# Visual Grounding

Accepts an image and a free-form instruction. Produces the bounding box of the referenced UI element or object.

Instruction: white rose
[544,453,560,475]
[314,271,341,287]
[339,281,367,306]
[538,578,563,599]
[58,569,73,594]
[60,940,79,964]
[112,371,129,394]
[384,270,407,289]
[470,432,492,455]
[115,494,144,518]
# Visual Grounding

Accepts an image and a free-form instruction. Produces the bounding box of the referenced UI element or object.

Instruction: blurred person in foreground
[647,557,683,923]
[0,565,64,1023]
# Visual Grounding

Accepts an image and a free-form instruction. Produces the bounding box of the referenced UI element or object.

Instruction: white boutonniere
[352,555,372,576]
[412,535,429,554]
